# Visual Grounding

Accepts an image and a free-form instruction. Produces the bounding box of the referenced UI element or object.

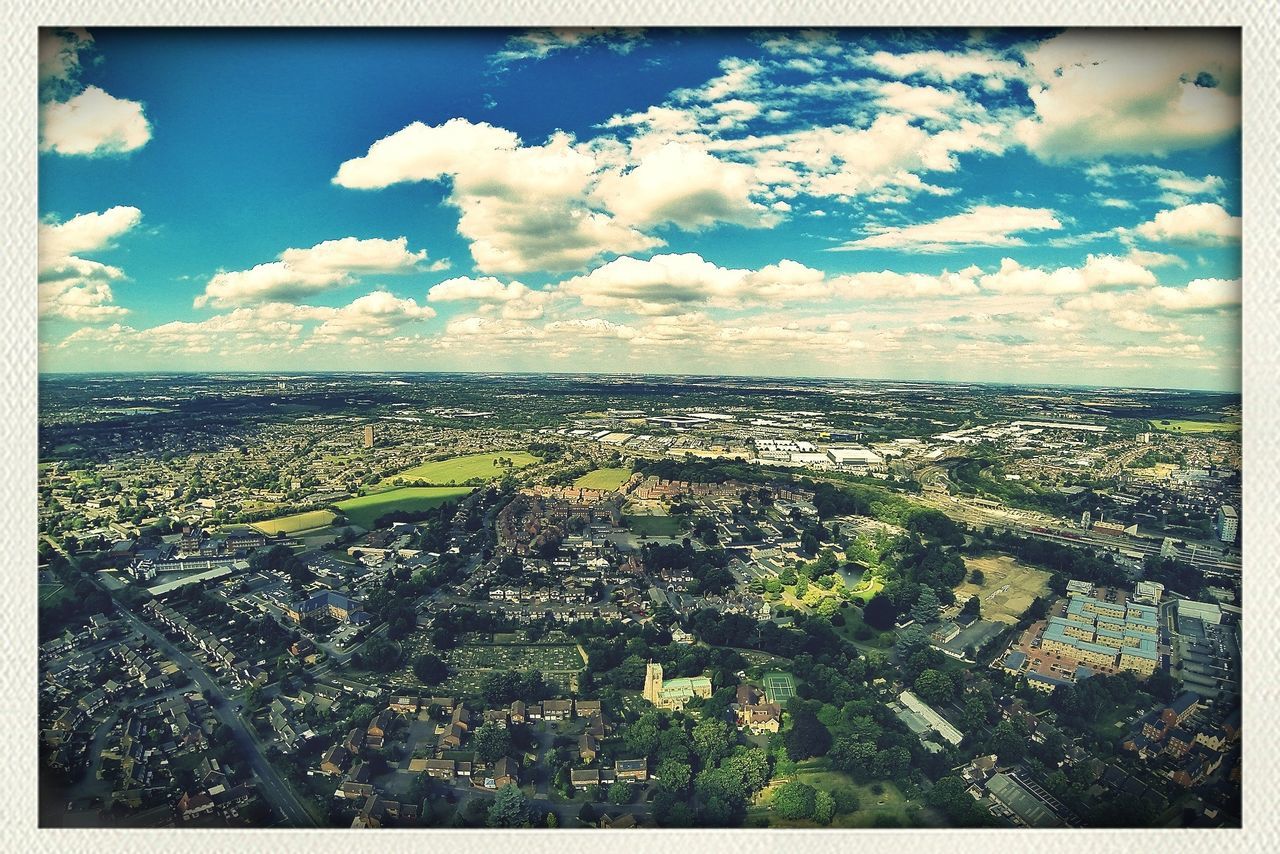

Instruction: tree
[472,724,513,764]
[970,569,985,585]
[413,653,447,685]
[913,669,954,706]
[656,758,692,793]
[911,587,940,624]
[692,717,733,766]
[785,710,832,761]
[487,783,530,828]
[813,789,835,825]
[773,780,817,819]
[608,780,634,805]
[961,594,981,618]
[862,594,898,631]
[577,801,598,826]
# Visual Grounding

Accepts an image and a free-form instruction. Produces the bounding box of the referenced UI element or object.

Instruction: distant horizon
[34,366,1240,397]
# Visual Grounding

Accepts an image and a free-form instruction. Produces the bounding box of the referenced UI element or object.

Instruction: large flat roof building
[1039,594,1159,676]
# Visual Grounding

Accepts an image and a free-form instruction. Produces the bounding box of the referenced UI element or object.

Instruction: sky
[37,27,1242,389]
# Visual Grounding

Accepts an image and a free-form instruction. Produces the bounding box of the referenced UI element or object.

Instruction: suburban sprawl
[38,373,1242,829]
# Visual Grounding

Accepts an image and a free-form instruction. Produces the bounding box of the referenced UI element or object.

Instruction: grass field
[623,514,686,537]
[751,760,923,828]
[572,467,631,490]
[336,486,473,530]
[1150,419,1241,434]
[957,554,1053,624]
[848,575,885,603]
[39,583,70,607]
[251,509,337,535]
[384,451,539,486]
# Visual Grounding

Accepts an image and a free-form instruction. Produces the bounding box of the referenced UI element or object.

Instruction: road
[112,604,319,827]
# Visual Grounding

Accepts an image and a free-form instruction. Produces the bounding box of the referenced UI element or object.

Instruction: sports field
[1149,419,1241,434]
[957,554,1053,624]
[573,467,631,490]
[384,451,539,486]
[39,583,69,606]
[336,486,472,529]
[251,509,336,535]
[624,514,685,537]
[762,671,797,705]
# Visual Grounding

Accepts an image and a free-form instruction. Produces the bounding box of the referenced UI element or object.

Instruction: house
[289,638,315,659]
[544,699,575,721]
[578,732,598,764]
[344,727,365,755]
[451,704,472,732]
[575,699,602,717]
[1161,693,1201,728]
[367,710,392,740]
[425,759,456,779]
[1170,746,1224,788]
[176,791,216,821]
[428,696,456,713]
[601,813,639,829]
[389,696,419,716]
[509,700,526,723]
[571,769,600,790]
[320,744,349,776]
[483,708,509,727]
[615,758,648,782]
[485,756,518,789]
[439,723,466,750]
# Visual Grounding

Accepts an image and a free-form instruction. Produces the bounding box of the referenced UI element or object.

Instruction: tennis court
[762,671,797,705]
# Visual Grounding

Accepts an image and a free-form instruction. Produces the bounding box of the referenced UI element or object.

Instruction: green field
[1150,419,1241,434]
[39,583,70,607]
[573,467,632,490]
[623,514,685,537]
[384,451,539,486]
[336,486,473,529]
[848,575,885,603]
[752,766,922,828]
[251,509,337,535]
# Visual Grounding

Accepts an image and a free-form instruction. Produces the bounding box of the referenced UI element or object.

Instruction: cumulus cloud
[1016,29,1241,160]
[833,204,1061,252]
[38,29,152,156]
[309,291,436,340]
[335,119,660,273]
[1135,202,1241,246]
[979,254,1156,295]
[859,47,1027,86]
[195,236,429,308]
[557,253,831,314]
[38,205,143,321]
[426,276,553,319]
[1064,277,1240,315]
[594,142,770,229]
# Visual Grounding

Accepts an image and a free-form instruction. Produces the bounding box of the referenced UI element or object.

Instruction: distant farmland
[383,451,539,486]
[251,509,337,535]
[1149,419,1241,434]
[573,467,631,490]
[336,486,472,529]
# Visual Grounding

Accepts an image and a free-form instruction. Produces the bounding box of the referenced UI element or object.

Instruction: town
[38,373,1242,829]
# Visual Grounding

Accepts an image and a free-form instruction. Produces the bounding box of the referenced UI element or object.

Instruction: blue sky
[38,27,1242,389]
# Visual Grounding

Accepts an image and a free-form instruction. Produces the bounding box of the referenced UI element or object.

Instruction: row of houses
[1122,693,1241,788]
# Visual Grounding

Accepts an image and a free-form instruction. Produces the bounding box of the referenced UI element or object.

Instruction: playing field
[38,583,69,606]
[1149,419,1241,434]
[384,451,539,486]
[762,671,797,704]
[957,554,1053,624]
[251,509,336,535]
[573,467,631,490]
[623,514,685,537]
[336,486,472,529]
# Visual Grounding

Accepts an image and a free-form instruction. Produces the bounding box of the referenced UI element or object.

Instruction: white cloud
[335,119,660,273]
[38,206,143,321]
[860,47,1026,85]
[1064,277,1240,314]
[1135,202,1241,246]
[827,268,982,300]
[1016,29,1241,160]
[833,205,1061,252]
[39,27,93,92]
[426,276,553,319]
[41,86,152,156]
[594,142,770,230]
[493,28,644,64]
[196,236,429,308]
[309,291,436,340]
[557,253,831,314]
[979,254,1156,295]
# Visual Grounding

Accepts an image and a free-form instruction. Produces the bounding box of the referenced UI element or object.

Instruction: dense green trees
[773,780,818,819]
[472,724,513,764]
[412,652,447,685]
[487,783,530,827]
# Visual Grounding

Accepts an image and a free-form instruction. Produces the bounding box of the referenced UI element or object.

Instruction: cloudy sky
[38,27,1241,389]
